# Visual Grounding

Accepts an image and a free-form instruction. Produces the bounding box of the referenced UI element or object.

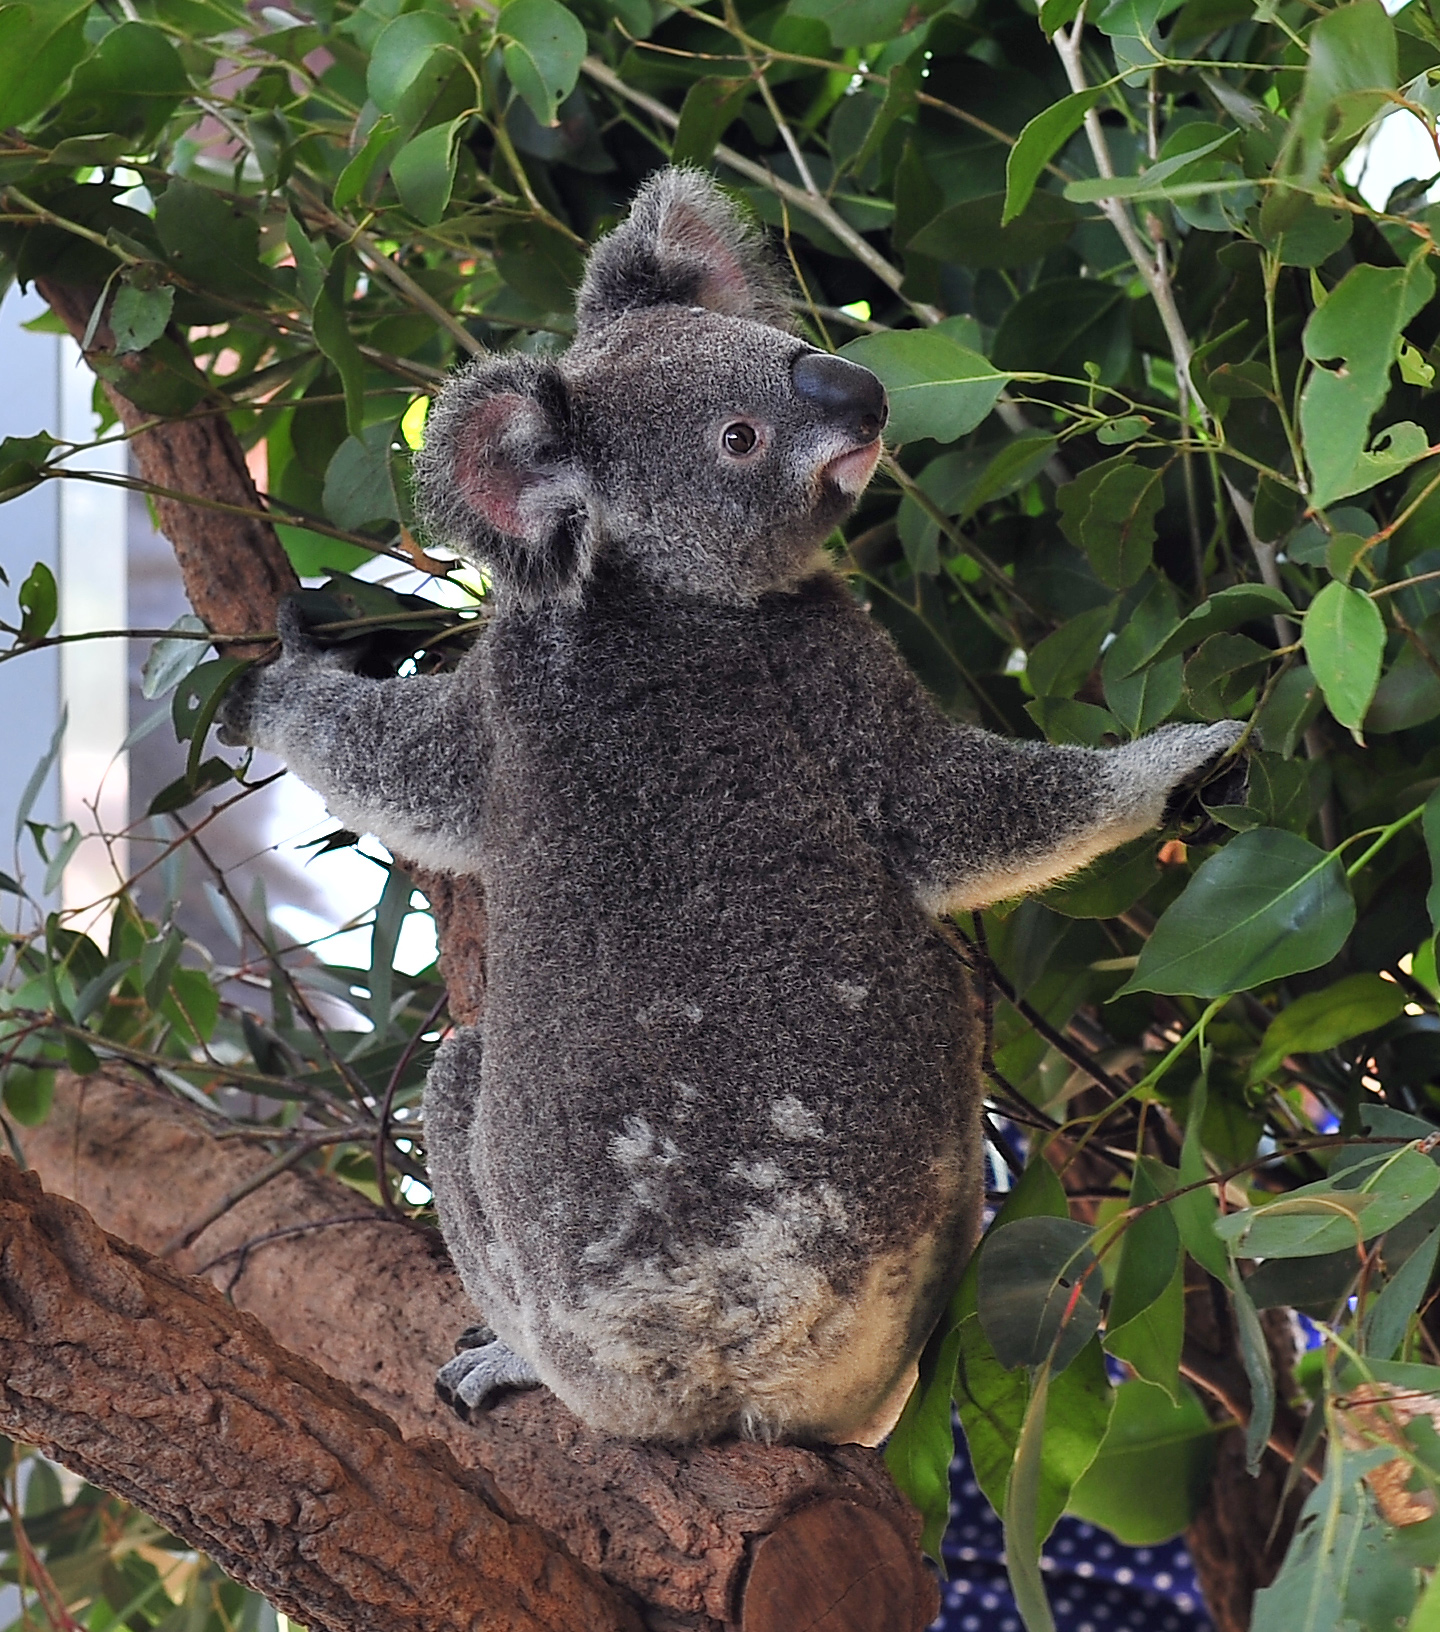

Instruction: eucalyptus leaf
[1120,828,1355,997]
[839,331,1010,444]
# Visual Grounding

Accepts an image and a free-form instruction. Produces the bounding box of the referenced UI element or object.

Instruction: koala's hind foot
[436,1334,541,1421]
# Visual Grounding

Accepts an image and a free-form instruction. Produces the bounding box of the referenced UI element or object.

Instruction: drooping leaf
[391,118,465,227]
[1303,580,1386,734]
[1364,1225,1440,1360]
[1104,1161,1183,1400]
[17,559,57,643]
[671,76,751,168]
[1004,90,1103,225]
[500,0,588,127]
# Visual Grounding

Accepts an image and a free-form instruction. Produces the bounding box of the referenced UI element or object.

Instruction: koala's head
[415,168,887,608]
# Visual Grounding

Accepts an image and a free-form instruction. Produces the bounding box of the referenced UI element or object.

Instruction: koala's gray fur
[222,168,1242,1446]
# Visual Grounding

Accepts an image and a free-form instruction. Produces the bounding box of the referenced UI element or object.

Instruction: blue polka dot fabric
[929,1427,1213,1632]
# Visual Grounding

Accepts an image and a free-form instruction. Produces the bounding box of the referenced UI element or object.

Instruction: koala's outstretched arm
[881,711,1242,913]
[219,605,489,873]
[785,582,1243,913]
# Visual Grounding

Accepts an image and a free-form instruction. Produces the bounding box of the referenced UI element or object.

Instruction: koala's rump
[451,592,984,1439]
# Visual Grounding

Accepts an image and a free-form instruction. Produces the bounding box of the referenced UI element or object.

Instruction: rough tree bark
[19,1068,936,1632]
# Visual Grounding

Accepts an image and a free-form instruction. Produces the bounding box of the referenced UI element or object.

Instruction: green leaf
[2,1063,55,1126]
[1252,1452,1417,1632]
[15,708,64,841]
[17,559,57,643]
[146,756,235,816]
[1228,1262,1275,1477]
[1056,454,1164,589]
[500,0,587,126]
[1064,128,1238,203]
[992,279,1131,385]
[1027,600,1114,699]
[170,658,247,783]
[1104,1161,1183,1400]
[1300,257,1435,508]
[977,1216,1102,1372]
[1303,580,1386,734]
[110,282,174,355]
[1004,90,1103,225]
[1216,1147,1440,1258]
[671,76,751,168]
[0,431,57,501]
[333,113,401,212]
[313,254,367,437]
[155,179,272,304]
[1182,632,1271,720]
[1066,1380,1217,1544]
[839,331,1010,444]
[323,422,401,531]
[0,1,90,132]
[786,0,918,47]
[1249,972,1409,1084]
[1426,785,1440,935]
[1256,186,1354,268]
[367,11,460,113]
[1364,1225,1440,1359]
[1131,584,1295,673]
[1004,1361,1058,1632]
[391,117,464,226]
[1175,1082,1230,1281]
[907,189,1078,269]
[1291,0,1399,184]
[52,20,189,144]
[140,615,210,700]
[1118,827,1356,997]
[884,1320,964,1559]
[1102,576,1182,734]
[1257,664,1324,757]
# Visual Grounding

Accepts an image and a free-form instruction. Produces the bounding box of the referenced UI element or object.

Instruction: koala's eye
[721,422,759,457]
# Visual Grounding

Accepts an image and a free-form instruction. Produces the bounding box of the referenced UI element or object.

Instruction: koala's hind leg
[422,1025,526,1412]
[436,1334,541,1420]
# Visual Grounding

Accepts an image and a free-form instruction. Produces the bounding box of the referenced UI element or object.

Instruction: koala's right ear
[576,166,793,333]
[414,355,592,608]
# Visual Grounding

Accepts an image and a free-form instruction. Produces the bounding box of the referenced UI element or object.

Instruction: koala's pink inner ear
[454,393,545,539]
[657,200,754,315]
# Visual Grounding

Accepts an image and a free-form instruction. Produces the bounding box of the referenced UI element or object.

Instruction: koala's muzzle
[791,352,888,443]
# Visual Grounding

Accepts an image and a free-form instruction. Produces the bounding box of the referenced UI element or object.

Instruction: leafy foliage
[10,0,1440,1624]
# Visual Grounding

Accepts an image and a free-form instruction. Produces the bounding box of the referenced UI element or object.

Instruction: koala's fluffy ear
[414,355,592,608]
[576,166,793,333]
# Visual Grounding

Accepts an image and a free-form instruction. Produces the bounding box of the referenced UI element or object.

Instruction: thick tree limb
[20,1071,938,1632]
[0,1153,641,1632]
[35,278,297,652]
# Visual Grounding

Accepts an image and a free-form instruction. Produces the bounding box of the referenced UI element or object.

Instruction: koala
[222,168,1242,1447]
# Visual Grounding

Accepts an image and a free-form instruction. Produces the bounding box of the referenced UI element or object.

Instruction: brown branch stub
[0,1153,642,1632]
[33,277,298,649]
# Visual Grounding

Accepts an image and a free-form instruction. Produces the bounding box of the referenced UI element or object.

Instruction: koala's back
[454,563,985,1441]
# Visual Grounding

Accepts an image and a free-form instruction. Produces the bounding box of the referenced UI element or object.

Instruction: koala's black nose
[791,352,888,442]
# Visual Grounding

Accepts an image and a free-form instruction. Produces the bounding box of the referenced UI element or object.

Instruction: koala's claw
[454,1323,497,1353]
[435,1338,541,1421]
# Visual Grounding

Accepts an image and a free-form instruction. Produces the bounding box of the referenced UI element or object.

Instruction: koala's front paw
[435,1336,541,1421]
[1158,720,1249,830]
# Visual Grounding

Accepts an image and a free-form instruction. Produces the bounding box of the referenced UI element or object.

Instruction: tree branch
[0,1153,641,1632]
[20,1070,939,1632]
